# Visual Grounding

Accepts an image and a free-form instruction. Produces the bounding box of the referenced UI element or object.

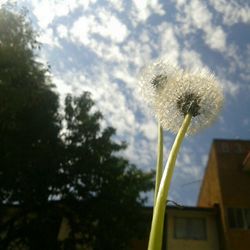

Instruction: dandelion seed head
[138,60,224,135]
[138,58,180,108]
[156,68,223,134]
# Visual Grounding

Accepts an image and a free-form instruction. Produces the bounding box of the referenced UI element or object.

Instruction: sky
[1,0,250,206]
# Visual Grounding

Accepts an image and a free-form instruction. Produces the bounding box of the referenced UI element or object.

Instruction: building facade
[132,139,250,250]
[198,139,250,250]
[165,206,220,250]
[130,205,221,250]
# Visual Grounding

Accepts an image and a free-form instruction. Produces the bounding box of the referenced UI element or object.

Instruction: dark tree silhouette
[0,6,154,250]
[0,6,62,205]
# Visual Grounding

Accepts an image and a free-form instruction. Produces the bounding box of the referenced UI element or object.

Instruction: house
[131,205,221,250]
[198,139,250,250]
[164,205,220,250]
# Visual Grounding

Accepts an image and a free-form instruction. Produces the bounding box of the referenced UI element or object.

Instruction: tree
[0,7,154,250]
[59,93,153,249]
[0,6,62,205]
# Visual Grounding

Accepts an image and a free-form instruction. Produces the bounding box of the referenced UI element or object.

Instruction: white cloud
[38,28,60,47]
[209,0,250,25]
[96,10,129,43]
[188,0,212,29]
[157,23,180,64]
[91,39,124,62]
[31,0,97,29]
[220,79,240,97]
[124,137,155,168]
[80,0,97,10]
[69,8,132,63]
[0,0,8,7]
[122,40,153,67]
[56,24,68,39]
[180,164,202,179]
[70,14,128,62]
[180,49,204,69]
[204,26,226,52]
[234,44,250,82]
[175,0,227,52]
[53,76,72,100]
[130,0,165,24]
[113,66,136,88]
[70,15,92,45]
[140,120,157,141]
[175,0,211,34]
[71,10,129,45]
[243,118,249,126]
[218,43,250,84]
[32,0,68,29]
[174,0,187,7]
[109,0,124,12]
[139,30,151,43]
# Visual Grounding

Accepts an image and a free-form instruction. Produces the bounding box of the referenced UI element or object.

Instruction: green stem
[154,122,163,206]
[148,113,192,250]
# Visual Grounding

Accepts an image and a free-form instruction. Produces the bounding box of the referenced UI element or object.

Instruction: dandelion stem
[148,113,192,250]
[154,122,163,206]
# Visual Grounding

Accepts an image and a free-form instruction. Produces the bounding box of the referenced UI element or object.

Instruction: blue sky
[2,0,250,206]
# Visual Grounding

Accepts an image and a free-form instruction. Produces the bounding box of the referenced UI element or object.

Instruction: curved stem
[148,113,192,250]
[154,122,164,206]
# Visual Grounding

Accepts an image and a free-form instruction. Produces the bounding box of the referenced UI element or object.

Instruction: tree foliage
[0,7,61,205]
[0,7,154,250]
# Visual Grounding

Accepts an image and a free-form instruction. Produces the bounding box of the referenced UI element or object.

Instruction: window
[234,143,243,153]
[228,208,250,229]
[221,142,230,153]
[174,217,206,240]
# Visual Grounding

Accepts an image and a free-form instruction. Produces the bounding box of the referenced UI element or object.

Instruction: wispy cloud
[209,0,250,25]
[71,9,129,44]
[157,23,180,63]
[38,27,60,47]
[130,0,165,25]
[175,0,227,52]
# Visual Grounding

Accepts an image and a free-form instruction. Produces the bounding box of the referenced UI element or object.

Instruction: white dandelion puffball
[138,58,180,108]
[139,61,224,135]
